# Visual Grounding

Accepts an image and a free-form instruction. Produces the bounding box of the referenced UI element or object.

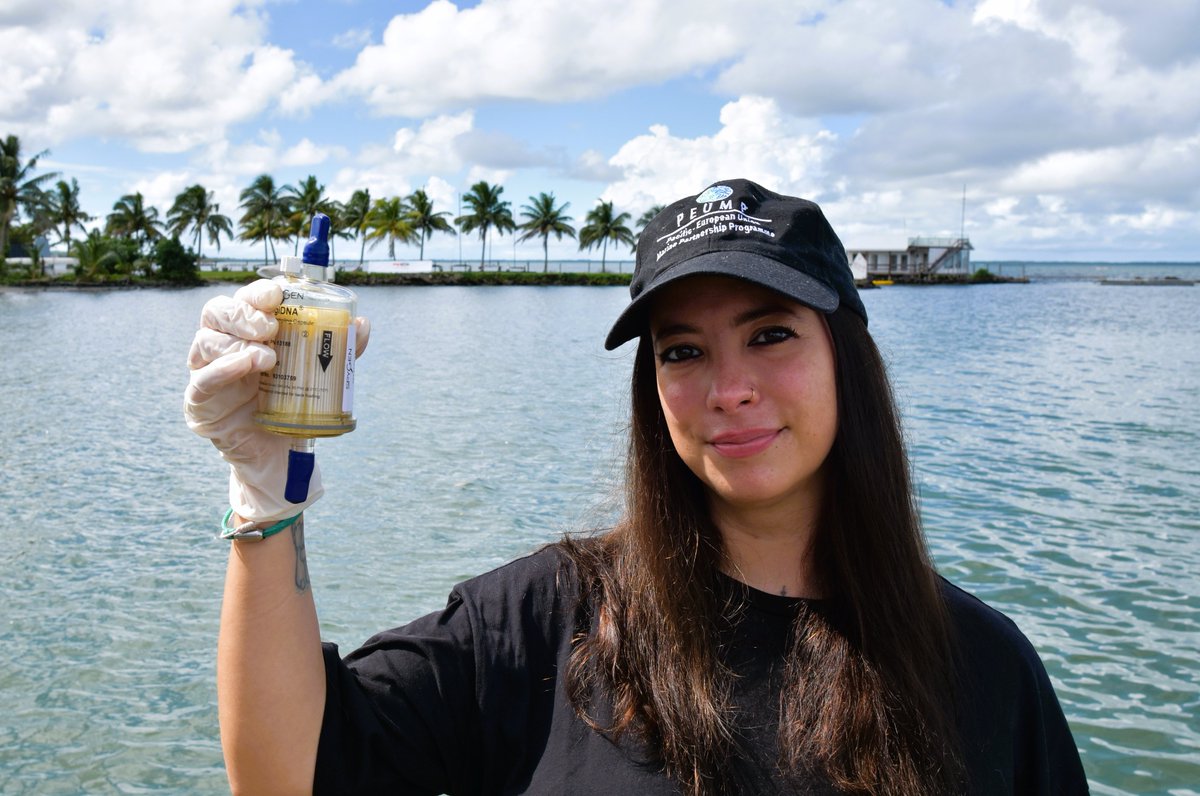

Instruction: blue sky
[3,0,1199,262]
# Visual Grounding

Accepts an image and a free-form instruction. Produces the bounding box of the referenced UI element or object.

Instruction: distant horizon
[974,259,1200,266]
[26,241,1200,269]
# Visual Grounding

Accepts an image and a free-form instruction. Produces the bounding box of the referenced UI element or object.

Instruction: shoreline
[0,270,634,290]
[1,270,1032,290]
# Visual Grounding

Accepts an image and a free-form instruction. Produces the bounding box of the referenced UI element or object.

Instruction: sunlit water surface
[1,274,1197,794]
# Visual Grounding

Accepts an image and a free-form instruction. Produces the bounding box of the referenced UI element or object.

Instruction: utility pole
[959,185,968,274]
[960,184,966,244]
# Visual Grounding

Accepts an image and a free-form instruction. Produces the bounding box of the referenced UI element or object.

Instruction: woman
[185,179,1088,795]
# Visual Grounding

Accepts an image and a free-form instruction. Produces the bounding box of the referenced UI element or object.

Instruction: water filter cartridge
[254,214,358,438]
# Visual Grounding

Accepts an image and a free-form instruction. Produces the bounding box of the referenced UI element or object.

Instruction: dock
[848,237,976,284]
[1099,276,1195,286]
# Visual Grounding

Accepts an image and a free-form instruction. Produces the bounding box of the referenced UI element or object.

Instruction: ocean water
[1,267,1198,794]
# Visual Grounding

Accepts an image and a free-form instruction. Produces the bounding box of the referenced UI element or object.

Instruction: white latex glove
[184,279,370,523]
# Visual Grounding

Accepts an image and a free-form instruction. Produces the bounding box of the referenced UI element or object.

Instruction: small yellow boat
[872,279,894,286]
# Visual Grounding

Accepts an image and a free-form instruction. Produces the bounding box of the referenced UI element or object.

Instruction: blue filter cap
[302,213,330,266]
[285,449,317,504]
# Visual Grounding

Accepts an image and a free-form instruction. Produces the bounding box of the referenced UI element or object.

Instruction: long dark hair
[562,305,962,795]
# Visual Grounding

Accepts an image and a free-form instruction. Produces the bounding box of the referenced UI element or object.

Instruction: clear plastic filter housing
[254,255,358,438]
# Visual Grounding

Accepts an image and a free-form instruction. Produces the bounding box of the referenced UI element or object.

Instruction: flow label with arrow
[318,330,334,371]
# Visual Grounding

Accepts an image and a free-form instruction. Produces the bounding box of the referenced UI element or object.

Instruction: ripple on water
[2,282,1199,793]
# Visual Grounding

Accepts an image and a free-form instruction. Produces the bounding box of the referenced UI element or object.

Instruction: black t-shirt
[315,546,1088,795]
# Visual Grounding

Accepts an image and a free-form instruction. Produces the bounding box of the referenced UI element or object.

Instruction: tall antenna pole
[960,184,966,244]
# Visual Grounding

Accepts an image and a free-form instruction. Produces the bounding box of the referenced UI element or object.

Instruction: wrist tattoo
[291,515,310,593]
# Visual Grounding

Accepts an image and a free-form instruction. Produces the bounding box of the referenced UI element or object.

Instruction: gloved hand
[184,279,370,523]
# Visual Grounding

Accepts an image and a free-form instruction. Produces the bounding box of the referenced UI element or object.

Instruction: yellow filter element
[255,303,357,437]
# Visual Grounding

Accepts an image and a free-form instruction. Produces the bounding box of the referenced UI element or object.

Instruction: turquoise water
[1,272,1198,793]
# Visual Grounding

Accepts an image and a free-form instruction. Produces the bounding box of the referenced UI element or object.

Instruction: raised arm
[184,279,368,794]
[218,514,324,795]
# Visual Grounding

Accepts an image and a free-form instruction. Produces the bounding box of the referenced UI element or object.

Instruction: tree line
[2,133,664,281]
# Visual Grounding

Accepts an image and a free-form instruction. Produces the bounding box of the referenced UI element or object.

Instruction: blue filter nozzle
[284,448,317,504]
[302,213,330,266]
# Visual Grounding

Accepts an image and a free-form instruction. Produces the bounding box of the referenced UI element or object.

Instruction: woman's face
[649,275,838,520]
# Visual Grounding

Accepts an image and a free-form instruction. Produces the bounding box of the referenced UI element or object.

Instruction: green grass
[0,271,202,288]
[201,269,260,284]
[1,268,631,288]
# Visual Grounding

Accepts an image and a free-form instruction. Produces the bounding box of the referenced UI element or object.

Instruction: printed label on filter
[260,304,352,418]
[253,272,358,438]
[342,322,356,414]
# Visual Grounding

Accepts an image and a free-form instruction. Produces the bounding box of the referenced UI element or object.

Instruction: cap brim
[604,251,840,350]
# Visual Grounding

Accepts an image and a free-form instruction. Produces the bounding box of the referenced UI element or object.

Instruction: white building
[5,256,77,277]
[847,238,973,281]
[362,260,437,275]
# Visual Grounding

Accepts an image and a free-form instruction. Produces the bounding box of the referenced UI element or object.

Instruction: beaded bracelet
[220,508,302,541]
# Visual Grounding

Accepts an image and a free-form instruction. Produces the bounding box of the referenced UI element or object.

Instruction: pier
[848,237,979,283]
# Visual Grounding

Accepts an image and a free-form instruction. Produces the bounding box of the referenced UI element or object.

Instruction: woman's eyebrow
[651,321,697,341]
[653,304,798,341]
[732,304,796,326]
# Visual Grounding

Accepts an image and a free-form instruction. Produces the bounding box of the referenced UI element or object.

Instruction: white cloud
[716,0,957,116]
[972,0,1041,30]
[455,129,561,170]
[392,112,474,170]
[9,0,1200,260]
[1108,204,1187,233]
[0,0,302,152]
[464,165,513,190]
[1002,134,1200,204]
[193,129,343,177]
[280,138,346,168]
[985,196,1020,218]
[591,91,1200,258]
[974,0,1200,135]
[129,170,193,220]
[320,0,767,116]
[601,96,834,217]
[326,112,476,201]
[713,0,1200,189]
[423,176,458,216]
[277,72,327,117]
[568,150,623,183]
[332,27,372,50]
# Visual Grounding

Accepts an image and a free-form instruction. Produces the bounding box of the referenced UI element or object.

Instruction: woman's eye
[659,344,701,363]
[750,326,797,346]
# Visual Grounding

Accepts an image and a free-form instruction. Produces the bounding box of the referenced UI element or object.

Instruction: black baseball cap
[604,178,867,350]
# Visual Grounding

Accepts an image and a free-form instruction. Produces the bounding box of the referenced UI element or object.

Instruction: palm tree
[325,200,355,266]
[366,196,416,260]
[286,175,331,255]
[70,229,119,280]
[638,204,667,231]
[341,189,371,267]
[48,179,92,256]
[579,200,635,273]
[518,192,575,273]
[238,174,292,266]
[631,204,665,253]
[239,214,276,267]
[105,192,163,253]
[407,189,454,260]
[455,181,514,269]
[167,184,232,262]
[0,134,59,264]
[636,205,665,231]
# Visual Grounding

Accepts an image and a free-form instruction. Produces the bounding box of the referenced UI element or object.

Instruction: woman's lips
[708,428,781,458]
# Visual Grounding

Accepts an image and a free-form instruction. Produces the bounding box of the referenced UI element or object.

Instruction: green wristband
[220,508,301,541]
